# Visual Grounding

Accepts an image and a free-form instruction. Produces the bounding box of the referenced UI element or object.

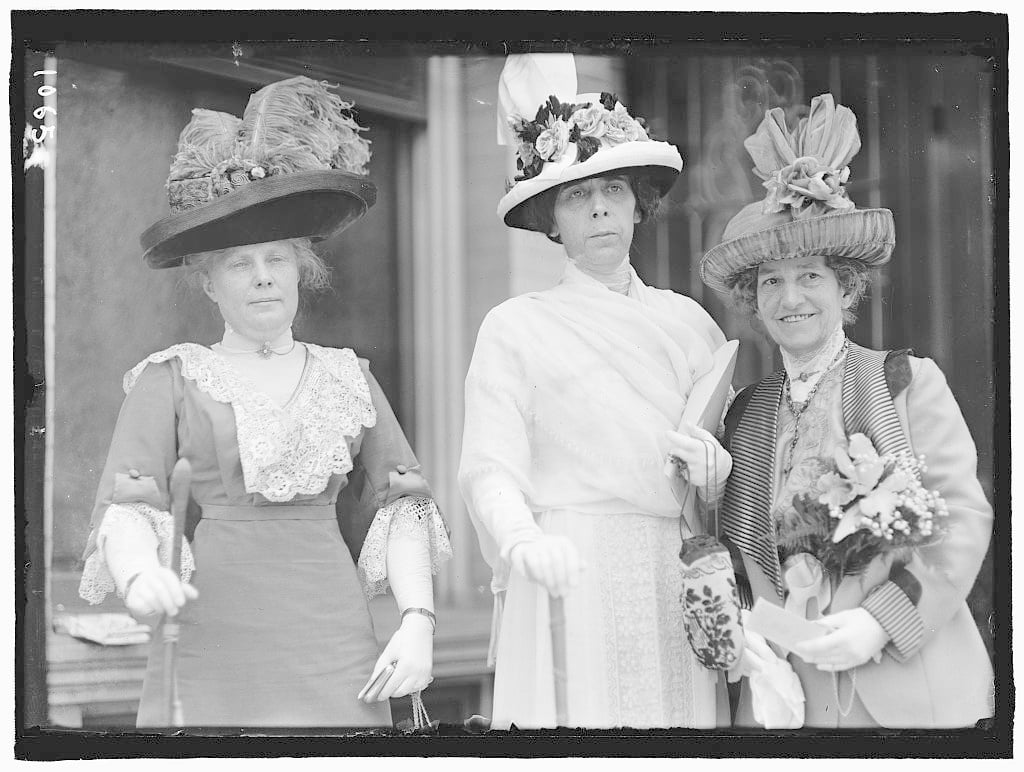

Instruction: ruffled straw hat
[495,54,683,231]
[140,76,376,268]
[699,93,895,294]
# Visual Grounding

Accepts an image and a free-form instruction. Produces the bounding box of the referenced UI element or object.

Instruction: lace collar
[124,343,377,502]
[781,327,848,403]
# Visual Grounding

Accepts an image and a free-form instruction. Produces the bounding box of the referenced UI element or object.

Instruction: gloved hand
[792,607,889,672]
[726,644,764,683]
[124,566,199,626]
[359,612,434,703]
[509,534,586,598]
[665,421,732,496]
[732,625,805,729]
[727,613,771,683]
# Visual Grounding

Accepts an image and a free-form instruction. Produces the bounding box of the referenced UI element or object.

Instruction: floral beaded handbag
[674,440,746,671]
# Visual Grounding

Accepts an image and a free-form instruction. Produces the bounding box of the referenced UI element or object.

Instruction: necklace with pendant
[794,367,819,383]
[218,340,298,359]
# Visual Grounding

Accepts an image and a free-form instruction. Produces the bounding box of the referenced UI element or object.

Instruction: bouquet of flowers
[506,92,650,181]
[781,433,949,578]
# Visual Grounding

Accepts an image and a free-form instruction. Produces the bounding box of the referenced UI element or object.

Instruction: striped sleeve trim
[861,580,925,662]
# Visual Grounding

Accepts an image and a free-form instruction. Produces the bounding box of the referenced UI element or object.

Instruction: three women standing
[76,62,994,734]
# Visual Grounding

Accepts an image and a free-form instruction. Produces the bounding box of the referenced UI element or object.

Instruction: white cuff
[78,502,195,605]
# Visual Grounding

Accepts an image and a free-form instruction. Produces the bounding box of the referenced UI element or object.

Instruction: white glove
[665,421,732,499]
[359,613,434,702]
[124,566,198,626]
[509,534,586,598]
[100,511,197,625]
[744,627,805,729]
[792,607,889,672]
[359,514,438,702]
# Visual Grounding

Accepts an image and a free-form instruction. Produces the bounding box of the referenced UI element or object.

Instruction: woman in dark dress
[78,77,452,728]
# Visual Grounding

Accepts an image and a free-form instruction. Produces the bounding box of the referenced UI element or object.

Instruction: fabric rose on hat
[603,102,648,144]
[746,94,861,219]
[516,140,539,168]
[535,119,571,161]
[762,156,854,218]
[570,104,608,140]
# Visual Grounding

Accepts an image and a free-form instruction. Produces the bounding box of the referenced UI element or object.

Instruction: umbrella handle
[160,457,191,727]
[168,458,191,577]
[549,594,568,727]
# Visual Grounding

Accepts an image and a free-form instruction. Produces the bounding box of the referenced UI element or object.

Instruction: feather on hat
[141,76,375,268]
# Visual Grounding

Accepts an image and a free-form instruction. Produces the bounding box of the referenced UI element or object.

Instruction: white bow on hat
[496,53,578,146]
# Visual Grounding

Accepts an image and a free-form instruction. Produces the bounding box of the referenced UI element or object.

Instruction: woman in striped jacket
[700,94,993,728]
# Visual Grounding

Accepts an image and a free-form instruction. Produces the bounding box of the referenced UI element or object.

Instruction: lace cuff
[356,496,453,599]
[78,502,196,605]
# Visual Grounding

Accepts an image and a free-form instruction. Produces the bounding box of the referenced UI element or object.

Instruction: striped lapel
[721,369,786,597]
[842,343,912,457]
[722,344,911,602]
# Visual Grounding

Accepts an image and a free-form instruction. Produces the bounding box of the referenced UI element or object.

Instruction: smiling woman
[728,255,871,340]
[700,93,993,729]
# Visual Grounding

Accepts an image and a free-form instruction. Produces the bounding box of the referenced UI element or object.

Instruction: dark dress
[79,343,449,728]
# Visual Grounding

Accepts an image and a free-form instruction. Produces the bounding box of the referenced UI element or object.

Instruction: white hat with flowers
[700,93,896,294]
[495,54,683,231]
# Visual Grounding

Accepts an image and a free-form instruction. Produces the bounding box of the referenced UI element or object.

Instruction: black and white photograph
[10,6,1012,761]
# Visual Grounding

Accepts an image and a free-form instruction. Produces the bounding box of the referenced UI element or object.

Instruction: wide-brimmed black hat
[141,76,376,268]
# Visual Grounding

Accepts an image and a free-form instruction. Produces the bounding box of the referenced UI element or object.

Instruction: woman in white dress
[459,56,733,729]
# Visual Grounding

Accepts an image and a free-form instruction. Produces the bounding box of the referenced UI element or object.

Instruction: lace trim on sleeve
[356,496,453,600]
[78,502,196,605]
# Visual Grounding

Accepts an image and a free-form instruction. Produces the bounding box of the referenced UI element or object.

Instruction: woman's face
[202,240,300,341]
[755,255,852,357]
[551,174,641,269]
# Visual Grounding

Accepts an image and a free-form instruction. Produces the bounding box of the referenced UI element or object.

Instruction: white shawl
[459,262,726,593]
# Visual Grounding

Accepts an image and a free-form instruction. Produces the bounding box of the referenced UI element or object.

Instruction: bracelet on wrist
[401,606,436,634]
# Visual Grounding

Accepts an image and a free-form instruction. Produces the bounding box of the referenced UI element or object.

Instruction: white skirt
[490,509,720,729]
